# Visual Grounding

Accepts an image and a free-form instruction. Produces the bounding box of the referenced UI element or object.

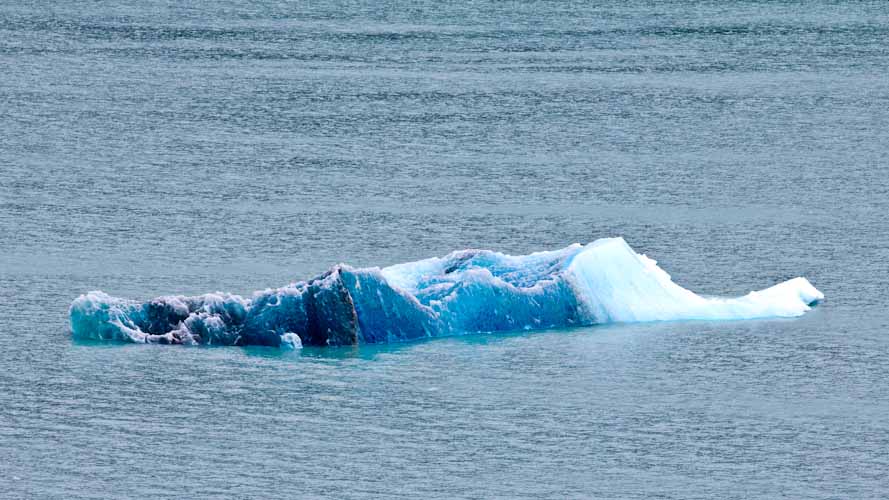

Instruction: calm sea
[2,1,888,498]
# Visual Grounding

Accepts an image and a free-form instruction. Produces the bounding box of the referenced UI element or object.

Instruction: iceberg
[69,237,823,347]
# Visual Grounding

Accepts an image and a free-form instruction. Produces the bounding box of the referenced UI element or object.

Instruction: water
[2,1,888,498]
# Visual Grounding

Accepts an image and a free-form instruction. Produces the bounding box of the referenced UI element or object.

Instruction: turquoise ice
[70,238,823,347]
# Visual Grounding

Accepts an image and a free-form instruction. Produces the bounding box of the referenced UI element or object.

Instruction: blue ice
[70,238,823,347]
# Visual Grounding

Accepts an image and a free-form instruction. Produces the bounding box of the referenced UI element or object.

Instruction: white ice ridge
[562,238,822,322]
[70,237,823,347]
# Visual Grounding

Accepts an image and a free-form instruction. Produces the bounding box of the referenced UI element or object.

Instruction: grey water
[2,0,889,498]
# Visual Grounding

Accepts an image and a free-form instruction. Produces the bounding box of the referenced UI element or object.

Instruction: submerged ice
[69,238,823,347]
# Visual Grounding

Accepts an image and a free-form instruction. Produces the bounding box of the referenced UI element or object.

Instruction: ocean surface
[2,1,889,498]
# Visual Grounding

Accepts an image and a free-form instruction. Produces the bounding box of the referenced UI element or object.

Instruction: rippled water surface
[2,1,889,498]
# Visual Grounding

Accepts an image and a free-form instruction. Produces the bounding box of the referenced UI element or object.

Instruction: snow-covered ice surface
[70,238,822,347]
